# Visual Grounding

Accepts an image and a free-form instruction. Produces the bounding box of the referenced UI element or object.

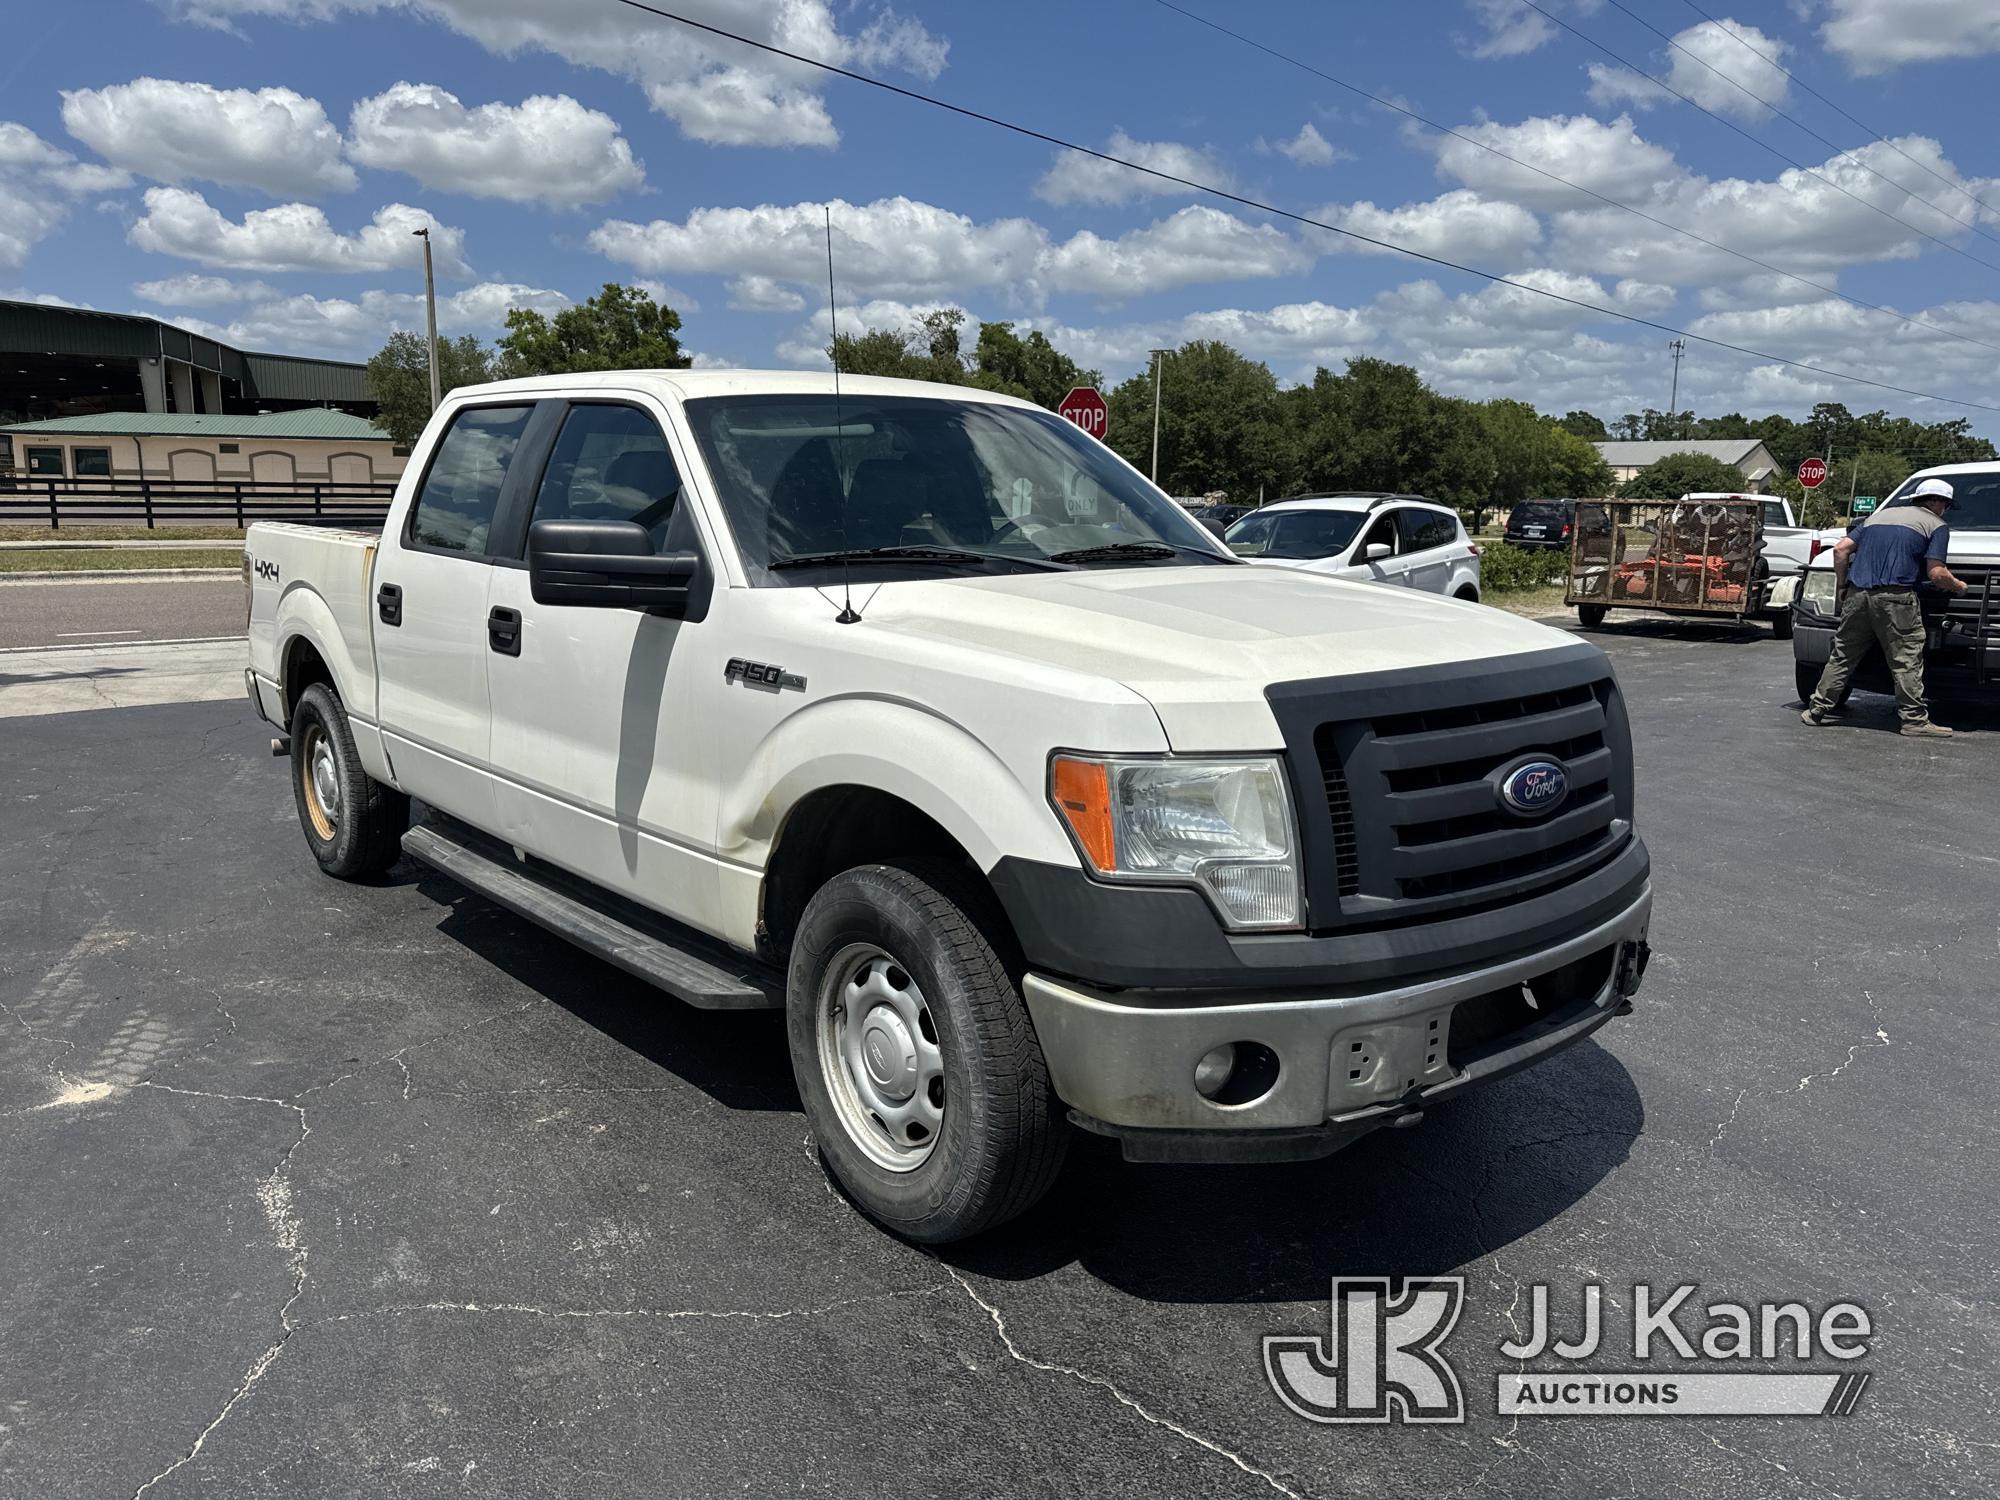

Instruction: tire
[1772,609,1794,641]
[289,682,409,879]
[1577,604,1608,628]
[787,860,1068,1243]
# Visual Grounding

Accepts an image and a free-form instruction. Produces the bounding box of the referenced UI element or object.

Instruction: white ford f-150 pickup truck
[245,371,1652,1241]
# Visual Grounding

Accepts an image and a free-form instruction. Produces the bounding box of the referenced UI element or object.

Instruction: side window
[530,404,682,551]
[73,447,112,478]
[406,404,534,557]
[1398,508,1457,553]
[1760,501,1786,529]
[1359,512,1399,558]
[26,446,64,477]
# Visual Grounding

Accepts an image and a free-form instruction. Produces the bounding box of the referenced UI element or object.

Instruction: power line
[1604,0,2000,250]
[1674,0,2000,224]
[604,0,2000,416]
[1514,0,2000,277]
[1148,0,2000,358]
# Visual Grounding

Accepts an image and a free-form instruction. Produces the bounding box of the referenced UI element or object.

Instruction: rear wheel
[289,683,408,879]
[1577,603,1608,628]
[788,860,1067,1243]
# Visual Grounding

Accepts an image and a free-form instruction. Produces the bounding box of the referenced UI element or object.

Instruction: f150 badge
[724,658,806,692]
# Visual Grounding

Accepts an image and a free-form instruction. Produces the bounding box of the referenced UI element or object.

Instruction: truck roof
[443,368,1045,409]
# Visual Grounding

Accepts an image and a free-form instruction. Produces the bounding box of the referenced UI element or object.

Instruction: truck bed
[245,520,384,722]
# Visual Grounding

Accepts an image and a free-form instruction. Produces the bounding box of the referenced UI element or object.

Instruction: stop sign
[1798,457,1828,489]
[1058,386,1107,441]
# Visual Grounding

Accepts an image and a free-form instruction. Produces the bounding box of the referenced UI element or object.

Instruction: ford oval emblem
[1499,760,1568,817]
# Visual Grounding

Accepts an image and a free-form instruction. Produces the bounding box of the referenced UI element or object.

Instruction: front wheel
[787,860,1068,1243]
[289,683,408,879]
[1577,603,1608,628]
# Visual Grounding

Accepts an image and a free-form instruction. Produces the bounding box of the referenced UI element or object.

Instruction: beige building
[0,409,407,488]
[1593,439,1779,489]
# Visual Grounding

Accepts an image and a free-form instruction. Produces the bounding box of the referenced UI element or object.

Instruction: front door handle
[377,582,402,626]
[487,605,522,656]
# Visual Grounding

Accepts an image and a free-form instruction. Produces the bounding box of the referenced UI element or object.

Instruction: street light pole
[412,227,441,411]
[1149,348,1170,485]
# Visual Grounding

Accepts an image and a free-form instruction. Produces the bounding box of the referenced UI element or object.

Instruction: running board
[401,822,782,1011]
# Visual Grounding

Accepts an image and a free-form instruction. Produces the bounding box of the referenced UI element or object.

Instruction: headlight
[1801,569,1839,614]
[1049,754,1301,930]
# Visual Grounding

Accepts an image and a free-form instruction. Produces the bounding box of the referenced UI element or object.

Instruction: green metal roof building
[0,299,376,425]
[0,410,390,441]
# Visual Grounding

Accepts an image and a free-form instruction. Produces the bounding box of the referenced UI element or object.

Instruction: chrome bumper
[1022,885,1650,1142]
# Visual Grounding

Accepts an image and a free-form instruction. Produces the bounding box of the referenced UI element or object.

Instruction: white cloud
[1430,113,1686,210]
[0,125,98,269]
[591,196,1047,302]
[1317,190,1544,267]
[1035,131,1230,205]
[1040,207,1313,296]
[347,83,644,205]
[129,188,470,275]
[1463,0,1603,58]
[133,273,280,306]
[592,196,1314,305]
[61,78,354,196]
[1822,0,2000,74]
[161,0,947,148]
[162,280,571,358]
[44,163,136,195]
[1276,122,1343,168]
[727,275,806,312]
[1586,19,1792,121]
[0,122,69,168]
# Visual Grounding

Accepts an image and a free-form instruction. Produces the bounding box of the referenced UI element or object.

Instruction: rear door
[1396,506,1459,594]
[372,400,545,836]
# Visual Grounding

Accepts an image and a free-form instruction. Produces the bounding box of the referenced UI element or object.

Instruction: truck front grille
[1270,647,1634,930]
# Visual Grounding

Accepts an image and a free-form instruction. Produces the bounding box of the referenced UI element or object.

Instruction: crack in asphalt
[1795,989,1891,1094]
[942,1267,1310,1500]
[311,1285,947,1327]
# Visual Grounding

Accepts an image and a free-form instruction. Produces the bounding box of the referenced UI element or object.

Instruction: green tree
[364,331,493,446]
[1105,341,1290,501]
[1557,409,1608,439]
[830,308,972,386]
[496,282,689,378]
[969,321,1101,409]
[1617,451,1756,498]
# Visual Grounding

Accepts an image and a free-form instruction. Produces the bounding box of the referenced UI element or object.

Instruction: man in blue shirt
[1802,477,1968,736]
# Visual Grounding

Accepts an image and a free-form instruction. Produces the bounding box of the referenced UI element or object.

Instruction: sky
[2,0,1998,437]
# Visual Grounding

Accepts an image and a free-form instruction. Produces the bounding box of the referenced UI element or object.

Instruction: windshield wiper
[770,544,1060,572]
[1045,541,1221,565]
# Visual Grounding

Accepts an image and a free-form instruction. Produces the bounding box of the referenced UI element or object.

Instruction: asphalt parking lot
[2,621,1995,1499]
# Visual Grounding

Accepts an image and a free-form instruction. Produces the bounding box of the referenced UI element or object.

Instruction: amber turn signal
[1050,756,1116,871]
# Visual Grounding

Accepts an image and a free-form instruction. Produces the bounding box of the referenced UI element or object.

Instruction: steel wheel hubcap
[300,727,339,839]
[817,944,944,1172]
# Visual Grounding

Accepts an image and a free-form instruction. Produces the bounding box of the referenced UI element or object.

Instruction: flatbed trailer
[1565,496,1777,635]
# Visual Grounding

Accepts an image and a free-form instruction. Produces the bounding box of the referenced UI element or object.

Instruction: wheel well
[282,636,334,717]
[1454,583,1480,602]
[760,787,995,964]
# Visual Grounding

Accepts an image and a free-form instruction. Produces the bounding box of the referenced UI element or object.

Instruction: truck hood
[858,564,1581,751]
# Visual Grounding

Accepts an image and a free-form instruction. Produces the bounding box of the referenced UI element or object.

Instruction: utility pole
[1666,338,1685,436]
[1149,348,1171,484]
[412,227,441,411]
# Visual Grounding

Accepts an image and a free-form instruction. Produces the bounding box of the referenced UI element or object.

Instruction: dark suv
[1504,498,1575,552]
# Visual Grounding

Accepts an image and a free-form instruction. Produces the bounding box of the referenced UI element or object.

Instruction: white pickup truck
[245,371,1652,1241]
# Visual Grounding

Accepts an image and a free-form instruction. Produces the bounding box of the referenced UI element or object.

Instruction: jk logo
[1264,1277,1466,1424]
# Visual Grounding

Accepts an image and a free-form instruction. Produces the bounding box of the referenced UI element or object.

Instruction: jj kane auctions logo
[1266,1279,1873,1422]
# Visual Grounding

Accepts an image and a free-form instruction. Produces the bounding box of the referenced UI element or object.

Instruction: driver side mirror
[529,518,700,615]
[1363,541,1393,562]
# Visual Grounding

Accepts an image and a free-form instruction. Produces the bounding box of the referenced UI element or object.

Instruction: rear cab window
[405,404,536,558]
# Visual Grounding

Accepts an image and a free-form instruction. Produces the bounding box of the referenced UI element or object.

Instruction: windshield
[1225,508,1367,559]
[1882,468,2000,530]
[681,393,1232,582]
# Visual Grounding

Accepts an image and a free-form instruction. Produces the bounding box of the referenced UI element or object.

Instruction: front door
[372,401,540,836]
[485,399,724,936]
[1346,509,1410,586]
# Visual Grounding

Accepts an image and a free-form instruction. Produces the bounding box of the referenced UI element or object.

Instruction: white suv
[1225,493,1483,601]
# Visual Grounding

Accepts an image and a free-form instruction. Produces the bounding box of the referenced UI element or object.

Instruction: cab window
[1759,501,1786,528]
[530,404,683,552]
[1398,507,1457,553]
[406,404,535,557]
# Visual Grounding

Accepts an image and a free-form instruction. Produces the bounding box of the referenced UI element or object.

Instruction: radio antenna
[825,204,860,624]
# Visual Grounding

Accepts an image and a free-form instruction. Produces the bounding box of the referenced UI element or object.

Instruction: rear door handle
[487,605,522,656]
[377,582,402,626]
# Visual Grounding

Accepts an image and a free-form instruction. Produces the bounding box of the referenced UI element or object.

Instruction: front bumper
[1021,883,1650,1162]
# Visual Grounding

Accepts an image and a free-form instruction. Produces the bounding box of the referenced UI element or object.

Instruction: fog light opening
[1192,1041,1280,1107]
